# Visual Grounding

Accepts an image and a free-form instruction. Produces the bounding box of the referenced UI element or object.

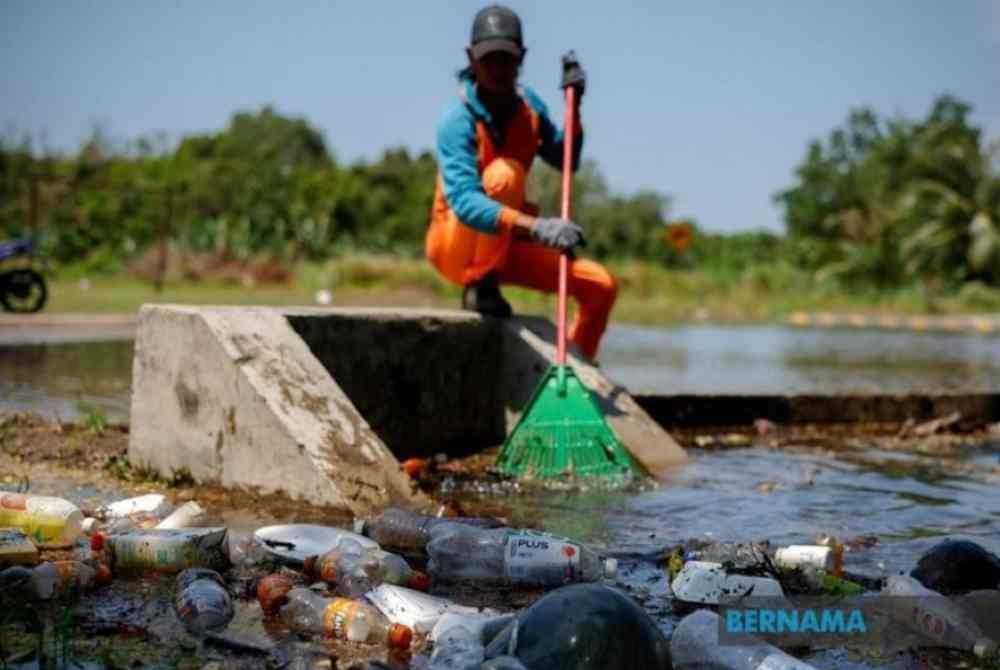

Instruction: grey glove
[530,218,586,251]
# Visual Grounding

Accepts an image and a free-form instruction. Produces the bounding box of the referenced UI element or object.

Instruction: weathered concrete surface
[499,317,688,473]
[129,305,426,513]
[129,306,687,509]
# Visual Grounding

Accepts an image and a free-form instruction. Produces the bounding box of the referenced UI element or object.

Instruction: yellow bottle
[0,493,83,548]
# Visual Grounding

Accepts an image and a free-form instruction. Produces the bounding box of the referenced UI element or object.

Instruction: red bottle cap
[407,571,430,592]
[388,623,413,650]
[257,574,293,615]
[90,532,105,552]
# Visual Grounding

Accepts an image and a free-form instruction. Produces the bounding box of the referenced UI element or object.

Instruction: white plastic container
[671,609,818,670]
[0,493,84,548]
[671,561,784,605]
[98,494,170,520]
[366,584,499,633]
[105,527,229,573]
[774,545,833,572]
[253,524,377,565]
[156,501,207,529]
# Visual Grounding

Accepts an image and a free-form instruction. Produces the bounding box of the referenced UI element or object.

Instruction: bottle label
[504,532,581,584]
[323,598,360,640]
[0,493,28,511]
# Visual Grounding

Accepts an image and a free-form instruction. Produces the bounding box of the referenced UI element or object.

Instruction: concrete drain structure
[129,305,687,514]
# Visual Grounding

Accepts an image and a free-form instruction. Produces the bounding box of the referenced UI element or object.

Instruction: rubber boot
[462,273,512,318]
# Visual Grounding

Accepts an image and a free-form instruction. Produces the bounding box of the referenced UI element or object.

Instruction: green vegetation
[1,95,998,319]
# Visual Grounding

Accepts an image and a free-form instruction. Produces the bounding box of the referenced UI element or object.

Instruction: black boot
[462,273,512,318]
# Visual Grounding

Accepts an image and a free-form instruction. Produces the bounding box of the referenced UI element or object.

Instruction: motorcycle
[0,238,48,313]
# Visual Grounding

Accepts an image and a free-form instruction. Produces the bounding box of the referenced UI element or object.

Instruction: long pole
[557,85,577,367]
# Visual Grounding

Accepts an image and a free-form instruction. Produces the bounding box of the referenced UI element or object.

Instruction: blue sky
[2,1,998,233]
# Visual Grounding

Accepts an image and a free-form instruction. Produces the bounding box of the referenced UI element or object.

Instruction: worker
[425,4,618,360]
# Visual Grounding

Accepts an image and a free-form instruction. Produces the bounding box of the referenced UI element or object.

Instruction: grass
[39,255,1000,325]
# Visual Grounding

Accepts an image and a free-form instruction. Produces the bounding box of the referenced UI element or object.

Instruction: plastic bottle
[0,493,84,548]
[156,501,207,529]
[105,527,230,573]
[357,507,504,551]
[304,539,429,596]
[671,561,784,605]
[671,609,818,670]
[174,568,234,634]
[97,494,170,520]
[428,614,485,669]
[882,575,997,658]
[1,560,111,600]
[773,546,833,572]
[366,584,500,634]
[279,587,412,649]
[426,523,615,587]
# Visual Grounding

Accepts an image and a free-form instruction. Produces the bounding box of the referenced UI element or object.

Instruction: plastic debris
[357,507,504,552]
[174,568,234,634]
[280,587,413,649]
[774,545,833,572]
[366,584,499,634]
[671,561,784,605]
[257,573,295,615]
[671,609,817,669]
[1,560,111,600]
[304,539,428,596]
[157,501,208,529]
[484,583,671,670]
[0,493,84,547]
[427,523,616,587]
[910,539,1000,595]
[254,524,377,565]
[105,527,230,573]
[0,527,39,565]
[98,494,171,520]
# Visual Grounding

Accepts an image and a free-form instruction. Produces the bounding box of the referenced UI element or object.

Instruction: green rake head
[495,365,643,480]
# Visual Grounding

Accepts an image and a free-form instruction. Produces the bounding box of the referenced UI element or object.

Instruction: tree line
[1,97,997,290]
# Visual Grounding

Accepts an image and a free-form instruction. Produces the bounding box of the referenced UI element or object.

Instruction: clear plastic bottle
[882,575,997,658]
[428,616,485,669]
[671,609,818,670]
[280,587,413,649]
[0,493,84,548]
[174,568,234,634]
[358,507,504,552]
[305,539,429,596]
[426,524,615,587]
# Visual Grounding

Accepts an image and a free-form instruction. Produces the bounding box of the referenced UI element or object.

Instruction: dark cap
[470,5,524,58]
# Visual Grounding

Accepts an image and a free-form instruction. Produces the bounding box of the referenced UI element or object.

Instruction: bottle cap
[603,558,618,580]
[407,571,430,592]
[388,623,413,649]
[90,532,106,552]
[257,574,293,615]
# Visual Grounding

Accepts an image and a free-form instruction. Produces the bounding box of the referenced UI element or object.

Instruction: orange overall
[426,78,617,359]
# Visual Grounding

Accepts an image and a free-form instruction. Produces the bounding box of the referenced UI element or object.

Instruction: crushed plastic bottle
[304,538,428,596]
[0,493,84,547]
[357,507,504,552]
[105,527,230,573]
[671,609,818,669]
[427,524,615,587]
[671,561,784,605]
[280,587,413,649]
[366,584,499,634]
[174,568,234,634]
[882,574,997,658]
[1,560,111,600]
[97,494,171,520]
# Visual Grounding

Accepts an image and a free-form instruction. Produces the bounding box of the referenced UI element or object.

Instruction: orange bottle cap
[257,574,293,615]
[388,623,413,650]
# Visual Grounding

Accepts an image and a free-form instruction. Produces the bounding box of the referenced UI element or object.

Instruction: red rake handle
[557,85,577,366]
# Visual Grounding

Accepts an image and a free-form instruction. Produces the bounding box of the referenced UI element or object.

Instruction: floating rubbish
[882,574,997,657]
[357,507,504,552]
[427,524,616,587]
[910,539,1000,595]
[1,560,111,600]
[105,527,230,574]
[774,545,833,572]
[157,501,208,529]
[427,613,490,669]
[0,527,39,566]
[671,609,817,670]
[671,561,784,605]
[484,583,671,670]
[366,584,499,634]
[0,493,84,548]
[280,587,413,649]
[254,524,377,565]
[257,573,295,615]
[174,568,234,634]
[304,539,428,596]
[98,494,171,520]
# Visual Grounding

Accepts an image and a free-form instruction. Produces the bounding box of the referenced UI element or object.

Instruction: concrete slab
[129,306,687,512]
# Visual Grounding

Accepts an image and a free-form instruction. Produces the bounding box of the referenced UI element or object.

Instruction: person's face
[467,49,522,97]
